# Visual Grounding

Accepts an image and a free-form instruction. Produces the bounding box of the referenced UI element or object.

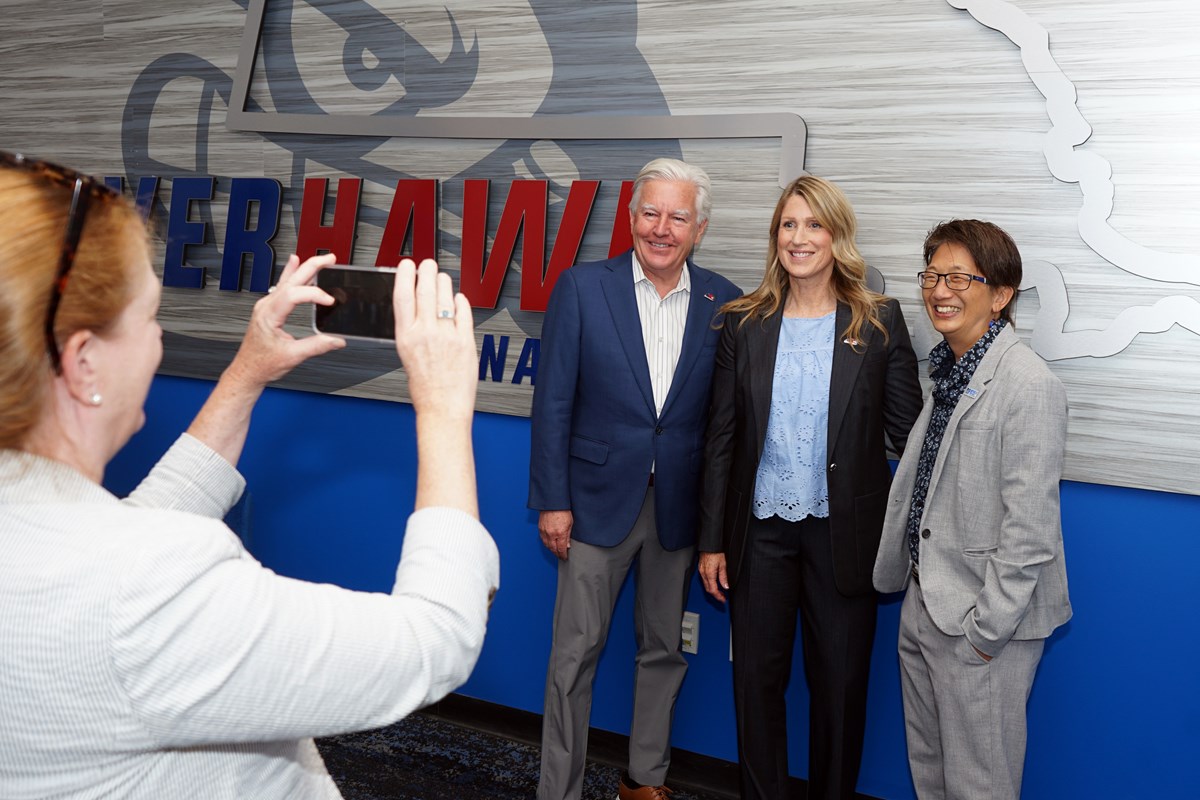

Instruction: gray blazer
[873,325,1072,657]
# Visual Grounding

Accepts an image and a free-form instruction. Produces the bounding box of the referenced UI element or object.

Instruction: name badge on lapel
[965,387,979,398]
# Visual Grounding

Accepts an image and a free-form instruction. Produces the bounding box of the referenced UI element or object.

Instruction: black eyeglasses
[0,151,121,374]
[916,271,989,291]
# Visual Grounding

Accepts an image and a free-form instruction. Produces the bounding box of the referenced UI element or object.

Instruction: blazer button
[828,462,837,471]
[655,426,664,435]
[921,528,931,539]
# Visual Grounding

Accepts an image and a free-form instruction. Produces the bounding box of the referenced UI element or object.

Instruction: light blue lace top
[752,312,835,521]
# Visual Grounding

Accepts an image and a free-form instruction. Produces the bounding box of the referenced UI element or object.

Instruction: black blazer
[699,299,923,596]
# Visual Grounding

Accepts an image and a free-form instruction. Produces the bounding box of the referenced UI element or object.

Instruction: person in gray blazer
[873,219,1071,800]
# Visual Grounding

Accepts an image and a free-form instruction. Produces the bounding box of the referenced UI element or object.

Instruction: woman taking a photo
[0,151,498,798]
[699,175,922,800]
[873,219,1071,800]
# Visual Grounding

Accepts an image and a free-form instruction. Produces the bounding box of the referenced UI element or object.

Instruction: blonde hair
[721,175,887,346]
[0,162,149,449]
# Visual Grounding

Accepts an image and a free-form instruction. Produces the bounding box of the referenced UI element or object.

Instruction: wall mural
[953,0,1200,361]
[3,0,1196,493]
[119,0,706,409]
[123,0,812,408]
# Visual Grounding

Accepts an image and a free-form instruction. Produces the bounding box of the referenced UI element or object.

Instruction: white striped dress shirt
[632,255,691,418]
[0,434,499,799]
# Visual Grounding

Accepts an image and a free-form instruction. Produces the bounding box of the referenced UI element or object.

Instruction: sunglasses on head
[0,151,123,374]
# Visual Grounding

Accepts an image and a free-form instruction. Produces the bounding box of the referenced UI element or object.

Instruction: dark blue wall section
[107,376,1200,799]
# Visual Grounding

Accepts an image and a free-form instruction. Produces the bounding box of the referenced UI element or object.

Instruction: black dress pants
[730,514,877,800]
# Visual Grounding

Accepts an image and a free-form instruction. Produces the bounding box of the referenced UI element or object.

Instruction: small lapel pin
[842,337,860,347]
[965,387,978,398]
[704,293,715,301]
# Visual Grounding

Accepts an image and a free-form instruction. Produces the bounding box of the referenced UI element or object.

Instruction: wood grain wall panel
[1,0,1196,493]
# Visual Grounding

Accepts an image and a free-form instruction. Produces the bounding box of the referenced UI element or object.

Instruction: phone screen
[313,265,397,341]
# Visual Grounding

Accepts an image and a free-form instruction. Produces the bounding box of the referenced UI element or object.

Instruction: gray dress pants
[536,487,694,800]
[898,580,1045,800]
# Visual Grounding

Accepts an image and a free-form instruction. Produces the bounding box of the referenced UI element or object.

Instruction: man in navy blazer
[529,158,740,800]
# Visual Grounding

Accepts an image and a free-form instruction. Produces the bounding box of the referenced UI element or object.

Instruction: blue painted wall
[108,375,1200,799]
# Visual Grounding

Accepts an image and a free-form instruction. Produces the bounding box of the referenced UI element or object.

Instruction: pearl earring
[89,392,102,406]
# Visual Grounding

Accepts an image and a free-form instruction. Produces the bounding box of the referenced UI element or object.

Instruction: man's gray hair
[629,158,712,224]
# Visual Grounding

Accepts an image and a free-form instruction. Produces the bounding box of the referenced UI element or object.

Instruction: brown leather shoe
[616,778,673,800]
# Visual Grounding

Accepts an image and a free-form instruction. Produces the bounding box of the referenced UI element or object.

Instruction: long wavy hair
[721,175,887,347]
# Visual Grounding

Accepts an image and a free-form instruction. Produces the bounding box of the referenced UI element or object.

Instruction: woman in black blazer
[699,176,923,800]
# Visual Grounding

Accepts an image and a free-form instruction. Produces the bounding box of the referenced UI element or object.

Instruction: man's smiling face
[629,179,707,281]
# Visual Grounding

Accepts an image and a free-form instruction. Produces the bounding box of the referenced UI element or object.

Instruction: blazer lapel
[600,254,656,417]
[660,262,715,419]
[749,311,783,465]
[925,326,1018,496]
[826,302,864,456]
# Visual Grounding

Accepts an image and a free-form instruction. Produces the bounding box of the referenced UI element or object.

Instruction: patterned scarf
[906,319,1007,565]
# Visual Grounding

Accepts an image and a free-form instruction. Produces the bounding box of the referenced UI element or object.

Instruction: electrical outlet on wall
[681,611,699,655]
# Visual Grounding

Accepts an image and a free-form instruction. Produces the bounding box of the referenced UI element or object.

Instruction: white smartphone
[312,264,397,341]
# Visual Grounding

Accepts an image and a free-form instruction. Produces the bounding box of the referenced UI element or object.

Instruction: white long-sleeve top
[0,434,500,799]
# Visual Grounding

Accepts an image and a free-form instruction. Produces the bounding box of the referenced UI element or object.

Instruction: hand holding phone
[190,253,347,465]
[392,258,477,421]
[229,253,347,386]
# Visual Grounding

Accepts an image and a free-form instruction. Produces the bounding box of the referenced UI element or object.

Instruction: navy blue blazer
[528,250,741,551]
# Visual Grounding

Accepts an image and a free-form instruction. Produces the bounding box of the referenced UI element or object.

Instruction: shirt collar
[0,448,117,506]
[631,253,691,296]
[928,318,1007,387]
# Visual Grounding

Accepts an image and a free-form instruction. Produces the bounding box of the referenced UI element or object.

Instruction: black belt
[910,564,920,586]
[647,473,654,487]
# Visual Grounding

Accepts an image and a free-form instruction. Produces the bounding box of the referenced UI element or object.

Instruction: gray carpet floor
[317,713,726,800]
